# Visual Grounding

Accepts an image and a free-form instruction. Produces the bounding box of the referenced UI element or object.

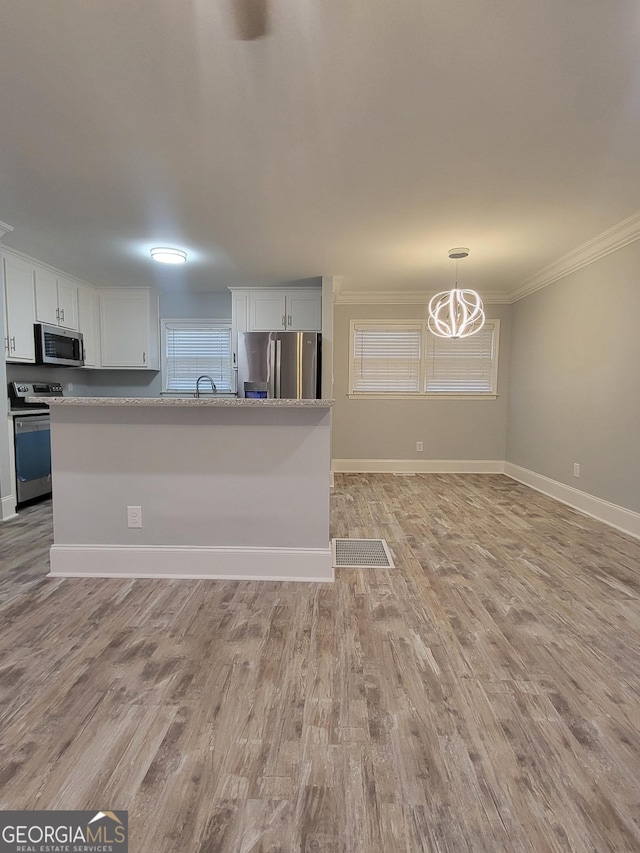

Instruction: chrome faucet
[195,375,217,397]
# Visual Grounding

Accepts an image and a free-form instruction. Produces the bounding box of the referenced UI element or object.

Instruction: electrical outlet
[127,505,143,528]
[416,441,424,452]
[573,463,580,478]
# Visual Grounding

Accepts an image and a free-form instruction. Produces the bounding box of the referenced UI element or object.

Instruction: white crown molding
[510,210,640,302]
[331,275,347,295]
[1,242,100,289]
[0,220,14,240]
[336,210,640,307]
[334,289,509,305]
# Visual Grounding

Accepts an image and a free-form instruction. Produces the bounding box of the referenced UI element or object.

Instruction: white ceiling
[1,0,639,297]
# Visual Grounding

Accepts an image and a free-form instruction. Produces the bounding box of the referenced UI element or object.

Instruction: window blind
[351,325,422,392]
[348,319,499,396]
[425,324,496,392]
[164,322,232,393]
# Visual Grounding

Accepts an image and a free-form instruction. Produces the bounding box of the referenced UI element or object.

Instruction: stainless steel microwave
[35,323,84,367]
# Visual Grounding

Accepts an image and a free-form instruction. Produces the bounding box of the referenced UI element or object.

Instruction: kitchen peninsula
[31,396,334,582]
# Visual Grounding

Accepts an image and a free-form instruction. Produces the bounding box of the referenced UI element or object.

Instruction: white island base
[41,397,334,582]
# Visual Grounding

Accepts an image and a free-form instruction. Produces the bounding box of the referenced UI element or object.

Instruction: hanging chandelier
[427,248,485,339]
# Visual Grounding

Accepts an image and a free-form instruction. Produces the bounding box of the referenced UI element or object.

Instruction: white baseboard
[1,494,17,522]
[49,544,334,582]
[332,459,505,474]
[331,459,640,540]
[504,463,640,540]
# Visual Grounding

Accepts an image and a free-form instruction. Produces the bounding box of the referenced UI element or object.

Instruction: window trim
[348,319,500,399]
[160,318,233,395]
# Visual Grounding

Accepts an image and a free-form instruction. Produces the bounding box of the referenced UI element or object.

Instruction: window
[351,324,423,393]
[425,324,497,393]
[161,320,232,394]
[349,320,499,397]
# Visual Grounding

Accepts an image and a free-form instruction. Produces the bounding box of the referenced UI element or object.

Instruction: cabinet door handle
[56,307,60,320]
[288,314,292,327]
[60,308,64,322]
[142,351,146,364]
[4,336,9,354]
[282,314,286,329]
[10,336,16,352]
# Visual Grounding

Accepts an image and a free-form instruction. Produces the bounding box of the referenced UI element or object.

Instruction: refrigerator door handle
[275,339,282,398]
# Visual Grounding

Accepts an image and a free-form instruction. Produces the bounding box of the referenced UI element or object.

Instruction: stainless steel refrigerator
[237,332,321,399]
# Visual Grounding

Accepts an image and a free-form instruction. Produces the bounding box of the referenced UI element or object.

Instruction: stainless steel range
[8,381,63,505]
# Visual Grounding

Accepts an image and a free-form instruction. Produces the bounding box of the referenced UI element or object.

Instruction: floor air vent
[331,538,395,569]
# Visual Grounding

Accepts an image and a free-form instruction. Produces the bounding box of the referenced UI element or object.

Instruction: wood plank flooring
[1,474,640,852]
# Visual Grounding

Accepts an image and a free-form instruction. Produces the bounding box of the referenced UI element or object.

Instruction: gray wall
[506,240,640,513]
[5,349,162,397]
[331,301,511,462]
[158,289,231,320]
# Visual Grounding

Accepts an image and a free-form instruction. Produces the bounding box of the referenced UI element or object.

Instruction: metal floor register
[331,538,395,569]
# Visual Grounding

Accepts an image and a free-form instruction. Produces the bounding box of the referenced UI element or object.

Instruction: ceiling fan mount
[232,0,270,40]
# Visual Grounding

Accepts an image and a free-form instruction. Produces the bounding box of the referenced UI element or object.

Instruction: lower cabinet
[98,288,159,369]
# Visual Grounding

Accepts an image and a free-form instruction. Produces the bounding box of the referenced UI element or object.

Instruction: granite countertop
[27,396,334,408]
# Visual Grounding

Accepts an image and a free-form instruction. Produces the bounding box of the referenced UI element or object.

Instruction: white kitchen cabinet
[77,284,99,367]
[99,288,159,369]
[286,290,322,330]
[247,289,322,332]
[230,290,249,392]
[3,252,36,362]
[57,277,79,330]
[249,291,288,331]
[33,264,79,330]
[230,286,322,392]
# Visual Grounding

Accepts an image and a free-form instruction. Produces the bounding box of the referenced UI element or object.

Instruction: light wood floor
[1,474,640,852]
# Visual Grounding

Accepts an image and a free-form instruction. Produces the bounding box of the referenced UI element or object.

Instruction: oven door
[14,414,52,504]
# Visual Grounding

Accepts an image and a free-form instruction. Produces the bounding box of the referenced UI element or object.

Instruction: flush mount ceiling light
[150,247,187,264]
[427,248,485,339]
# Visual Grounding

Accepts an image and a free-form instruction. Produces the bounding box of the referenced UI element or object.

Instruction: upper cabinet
[98,288,159,369]
[33,264,79,330]
[249,289,322,332]
[3,253,36,362]
[77,284,99,367]
[2,248,162,372]
[229,287,322,389]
